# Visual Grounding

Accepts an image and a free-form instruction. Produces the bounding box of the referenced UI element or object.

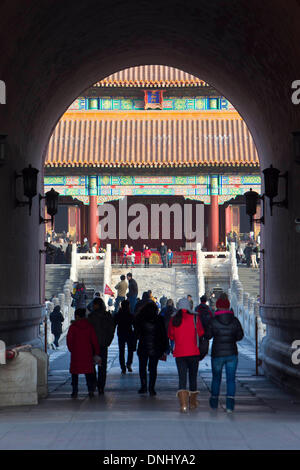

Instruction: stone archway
[1,0,300,390]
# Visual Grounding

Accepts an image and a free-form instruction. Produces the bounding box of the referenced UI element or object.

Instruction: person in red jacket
[168,297,204,412]
[67,308,101,398]
[143,246,152,268]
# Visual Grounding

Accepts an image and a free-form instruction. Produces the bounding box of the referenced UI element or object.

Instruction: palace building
[44,65,261,253]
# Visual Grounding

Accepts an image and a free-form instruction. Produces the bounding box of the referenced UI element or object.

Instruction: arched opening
[1,1,300,394]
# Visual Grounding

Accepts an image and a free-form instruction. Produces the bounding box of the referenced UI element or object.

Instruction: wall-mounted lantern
[15,164,39,215]
[39,188,59,229]
[0,135,7,166]
[263,164,288,215]
[244,188,265,230]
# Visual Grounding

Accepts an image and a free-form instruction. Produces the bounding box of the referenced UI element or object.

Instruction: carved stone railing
[196,243,205,301]
[103,244,112,306]
[228,243,266,345]
[42,278,74,348]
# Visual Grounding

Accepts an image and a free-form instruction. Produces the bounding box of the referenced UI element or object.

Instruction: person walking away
[134,301,169,396]
[114,299,136,374]
[195,295,213,332]
[50,305,64,349]
[205,293,244,412]
[160,295,168,310]
[244,243,253,268]
[160,299,176,352]
[126,272,138,314]
[168,298,205,412]
[143,246,152,268]
[167,249,173,267]
[66,308,100,398]
[134,291,151,316]
[87,297,115,394]
[87,291,101,313]
[114,274,128,314]
[71,282,87,310]
[159,242,167,268]
[65,241,73,264]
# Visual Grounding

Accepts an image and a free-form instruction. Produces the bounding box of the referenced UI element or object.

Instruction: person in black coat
[50,305,64,349]
[114,299,136,374]
[65,241,72,264]
[159,242,167,268]
[126,272,138,314]
[205,293,244,412]
[195,295,213,331]
[134,301,169,396]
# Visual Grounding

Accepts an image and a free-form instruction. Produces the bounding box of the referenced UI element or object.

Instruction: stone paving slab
[1,337,300,449]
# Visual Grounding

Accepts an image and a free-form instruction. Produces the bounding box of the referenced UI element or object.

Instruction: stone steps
[111,266,198,305]
[238,266,260,298]
[45,264,71,300]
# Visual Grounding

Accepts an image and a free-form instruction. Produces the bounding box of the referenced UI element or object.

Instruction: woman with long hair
[134,301,169,396]
[168,298,205,413]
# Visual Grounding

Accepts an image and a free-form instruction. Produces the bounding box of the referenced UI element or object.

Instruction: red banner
[104,284,114,296]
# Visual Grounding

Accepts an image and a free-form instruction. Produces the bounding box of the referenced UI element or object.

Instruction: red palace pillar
[208,175,219,251]
[225,204,232,237]
[88,176,99,247]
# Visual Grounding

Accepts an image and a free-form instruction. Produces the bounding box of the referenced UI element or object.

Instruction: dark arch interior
[1,0,300,392]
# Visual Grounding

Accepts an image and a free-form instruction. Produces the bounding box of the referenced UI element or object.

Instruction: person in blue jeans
[205,293,244,412]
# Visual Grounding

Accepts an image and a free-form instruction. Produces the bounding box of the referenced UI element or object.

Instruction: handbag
[193,314,209,360]
[159,353,167,362]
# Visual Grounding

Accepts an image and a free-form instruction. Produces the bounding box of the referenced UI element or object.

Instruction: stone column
[88,176,99,248]
[208,175,219,251]
[260,160,300,392]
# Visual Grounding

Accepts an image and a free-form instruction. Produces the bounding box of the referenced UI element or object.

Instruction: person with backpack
[205,292,244,413]
[168,298,205,413]
[114,299,136,374]
[195,295,213,332]
[87,297,116,394]
[71,282,87,310]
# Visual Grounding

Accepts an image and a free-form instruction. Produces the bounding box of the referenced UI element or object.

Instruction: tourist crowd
[120,242,174,268]
[51,275,244,413]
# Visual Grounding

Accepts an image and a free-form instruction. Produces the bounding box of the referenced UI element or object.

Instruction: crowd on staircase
[51,271,244,414]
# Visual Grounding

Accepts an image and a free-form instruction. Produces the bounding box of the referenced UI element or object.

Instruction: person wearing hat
[168,298,205,413]
[205,292,244,413]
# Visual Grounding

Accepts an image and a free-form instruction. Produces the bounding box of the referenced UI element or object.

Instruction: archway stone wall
[0,1,300,389]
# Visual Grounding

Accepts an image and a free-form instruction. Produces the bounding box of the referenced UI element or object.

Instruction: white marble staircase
[111,265,198,305]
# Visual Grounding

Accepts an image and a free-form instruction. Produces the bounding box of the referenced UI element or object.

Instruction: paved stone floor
[1,337,300,450]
